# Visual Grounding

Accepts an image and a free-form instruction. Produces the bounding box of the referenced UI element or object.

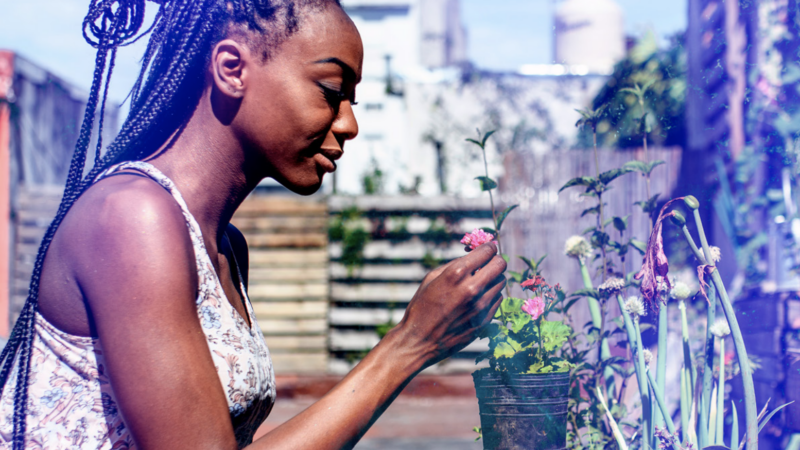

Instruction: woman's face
[231,5,363,195]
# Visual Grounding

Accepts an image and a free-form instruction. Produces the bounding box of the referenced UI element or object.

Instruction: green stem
[646,368,682,450]
[480,143,509,298]
[716,337,726,444]
[655,302,668,431]
[700,285,716,449]
[691,208,757,450]
[580,260,613,391]
[731,401,739,450]
[634,318,652,449]
[680,368,690,444]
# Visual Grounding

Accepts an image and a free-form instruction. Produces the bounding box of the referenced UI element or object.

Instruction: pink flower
[521,297,545,320]
[460,229,495,251]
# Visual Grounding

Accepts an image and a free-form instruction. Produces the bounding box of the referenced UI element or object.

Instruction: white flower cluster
[564,235,592,260]
[624,296,646,319]
[670,281,692,300]
[598,277,625,297]
[709,318,731,338]
[699,246,722,264]
[642,349,653,367]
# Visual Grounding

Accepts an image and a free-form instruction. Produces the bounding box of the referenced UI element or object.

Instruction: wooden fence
[327,195,493,374]
[230,194,330,374]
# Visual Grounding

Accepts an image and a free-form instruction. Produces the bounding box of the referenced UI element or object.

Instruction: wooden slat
[235,197,327,216]
[330,330,489,352]
[252,301,328,319]
[246,233,327,248]
[330,283,417,303]
[330,263,427,281]
[270,352,328,374]
[257,318,327,335]
[329,240,465,260]
[249,249,328,266]
[329,195,491,213]
[249,267,328,282]
[249,283,328,300]
[263,335,327,351]
[329,307,406,326]
[231,216,327,232]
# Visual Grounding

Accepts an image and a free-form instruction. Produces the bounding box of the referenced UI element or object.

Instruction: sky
[0,0,686,106]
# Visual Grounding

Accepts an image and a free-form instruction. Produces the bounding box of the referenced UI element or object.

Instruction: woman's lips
[313,152,337,173]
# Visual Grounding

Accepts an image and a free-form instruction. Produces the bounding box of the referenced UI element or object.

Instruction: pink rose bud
[460,229,495,252]
[521,297,545,320]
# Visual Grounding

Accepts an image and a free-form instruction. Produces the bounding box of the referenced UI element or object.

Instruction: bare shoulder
[60,173,198,310]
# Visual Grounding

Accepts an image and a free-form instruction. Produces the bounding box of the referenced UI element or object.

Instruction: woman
[0,0,507,448]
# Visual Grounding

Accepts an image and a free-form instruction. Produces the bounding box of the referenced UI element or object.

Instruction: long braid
[2,0,341,447]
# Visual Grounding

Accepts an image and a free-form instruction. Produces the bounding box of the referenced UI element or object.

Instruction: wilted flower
[642,349,653,367]
[699,246,722,264]
[709,318,731,338]
[624,296,646,319]
[460,229,495,251]
[521,297,546,320]
[564,235,592,260]
[598,277,625,297]
[670,281,692,300]
[521,276,546,291]
[634,198,685,310]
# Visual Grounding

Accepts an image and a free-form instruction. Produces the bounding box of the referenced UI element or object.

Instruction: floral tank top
[0,161,276,449]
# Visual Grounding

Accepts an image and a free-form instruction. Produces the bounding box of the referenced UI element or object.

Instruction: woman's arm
[68,176,505,450]
[254,243,506,449]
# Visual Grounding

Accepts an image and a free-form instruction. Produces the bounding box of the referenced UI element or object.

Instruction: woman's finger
[475,274,507,313]
[470,254,507,287]
[449,242,498,280]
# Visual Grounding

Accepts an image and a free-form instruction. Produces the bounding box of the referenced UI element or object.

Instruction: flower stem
[479,142,509,298]
[700,284,716,449]
[634,318,652,449]
[655,301,668,434]
[593,130,608,281]
[646,368,682,450]
[691,208,757,450]
[716,336,725,444]
[617,294,648,410]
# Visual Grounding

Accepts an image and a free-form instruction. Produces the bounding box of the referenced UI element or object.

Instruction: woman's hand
[391,242,507,369]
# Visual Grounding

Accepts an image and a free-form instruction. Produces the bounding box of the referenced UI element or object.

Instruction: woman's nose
[332,101,359,143]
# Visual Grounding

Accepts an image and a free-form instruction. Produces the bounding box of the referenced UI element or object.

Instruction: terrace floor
[255,374,483,449]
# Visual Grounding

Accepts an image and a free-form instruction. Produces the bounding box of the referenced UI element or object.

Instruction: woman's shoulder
[61,173,197,287]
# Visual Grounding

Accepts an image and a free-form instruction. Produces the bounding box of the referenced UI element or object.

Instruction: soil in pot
[473,369,570,450]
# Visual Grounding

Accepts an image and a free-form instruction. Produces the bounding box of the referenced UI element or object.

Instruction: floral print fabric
[0,161,276,449]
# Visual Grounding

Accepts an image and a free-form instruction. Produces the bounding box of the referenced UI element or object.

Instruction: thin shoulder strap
[95,161,211,297]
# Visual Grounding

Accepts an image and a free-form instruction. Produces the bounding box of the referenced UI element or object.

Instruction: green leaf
[540,320,571,352]
[496,204,519,231]
[465,138,481,147]
[623,159,665,176]
[475,176,498,191]
[612,216,628,232]
[493,338,522,359]
[630,239,646,254]
[480,227,497,236]
[581,205,602,217]
[507,270,524,283]
[598,168,633,185]
[559,176,596,193]
[634,194,660,213]
[481,130,497,147]
[572,288,600,299]
[757,401,794,433]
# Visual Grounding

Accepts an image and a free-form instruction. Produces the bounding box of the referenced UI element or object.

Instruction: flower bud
[564,235,592,260]
[642,349,653,367]
[684,195,700,210]
[670,281,692,300]
[670,210,686,227]
[709,318,731,338]
[624,296,646,319]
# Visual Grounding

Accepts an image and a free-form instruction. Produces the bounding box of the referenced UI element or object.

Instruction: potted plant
[462,131,573,450]
[472,274,573,450]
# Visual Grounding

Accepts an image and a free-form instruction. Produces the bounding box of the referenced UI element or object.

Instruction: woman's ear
[210,39,250,99]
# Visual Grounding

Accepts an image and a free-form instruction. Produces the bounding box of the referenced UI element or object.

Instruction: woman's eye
[318,83,357,106]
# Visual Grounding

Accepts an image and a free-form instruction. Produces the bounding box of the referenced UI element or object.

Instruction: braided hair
[0,0,340,447]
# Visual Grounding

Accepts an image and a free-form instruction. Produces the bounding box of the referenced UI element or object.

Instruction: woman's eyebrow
[314,57,359,82]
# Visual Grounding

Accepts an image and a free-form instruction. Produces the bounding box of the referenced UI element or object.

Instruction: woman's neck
[146,102,262,245]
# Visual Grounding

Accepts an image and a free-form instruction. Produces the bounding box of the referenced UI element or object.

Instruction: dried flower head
[624,296,646,319]
[709,318,731,338]
[670,281,692,300]
[642,349,653,367]
[521,297,546,320]
[699,246,722,264]
[634,198,685,310]
[564,235,592,260]
[598,277,625,297]
[460,229,495,251]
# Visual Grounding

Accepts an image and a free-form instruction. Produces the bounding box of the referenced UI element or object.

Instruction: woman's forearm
[250,325,425,450]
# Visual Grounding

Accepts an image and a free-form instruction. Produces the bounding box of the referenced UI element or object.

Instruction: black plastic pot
[472,369,570,450]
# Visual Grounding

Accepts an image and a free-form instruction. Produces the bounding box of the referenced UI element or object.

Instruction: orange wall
[0,50,13,337]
